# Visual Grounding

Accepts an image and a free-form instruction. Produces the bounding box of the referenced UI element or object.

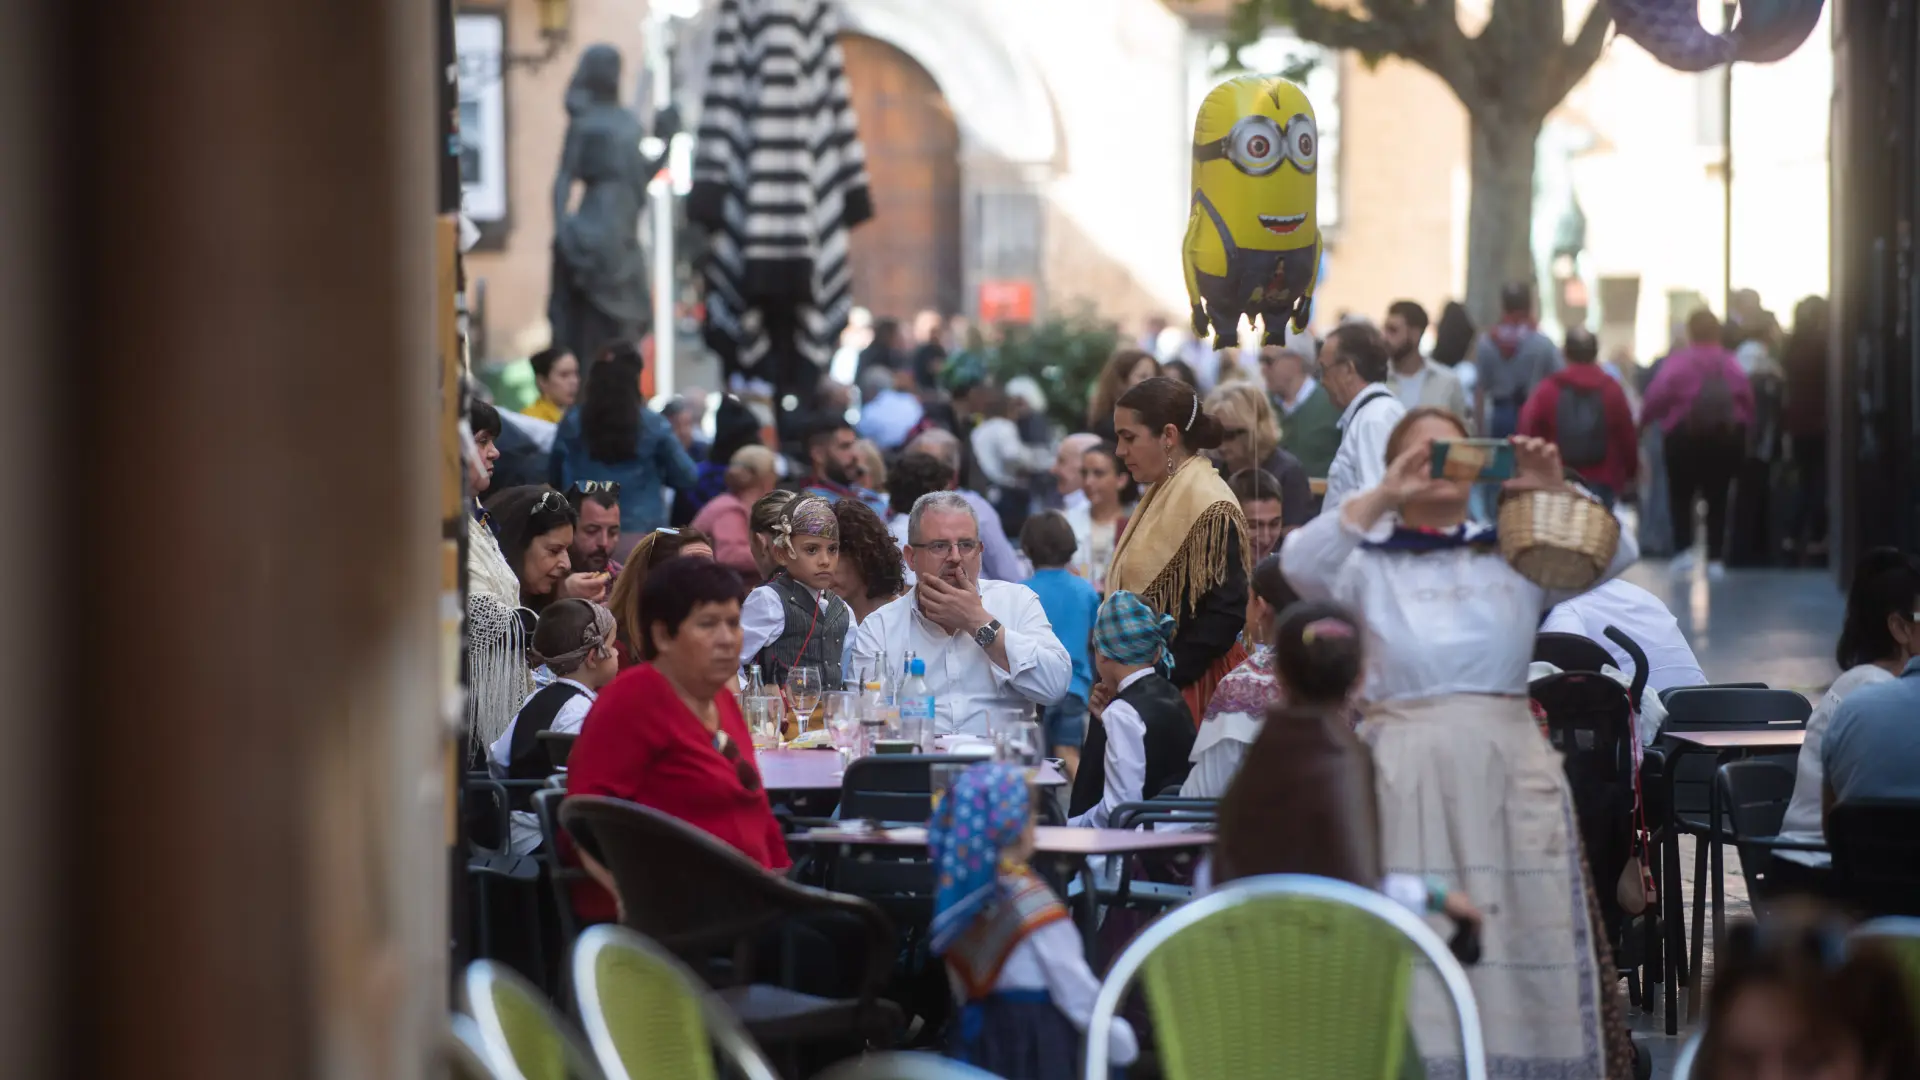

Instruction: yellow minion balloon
[1183,74,1321,347]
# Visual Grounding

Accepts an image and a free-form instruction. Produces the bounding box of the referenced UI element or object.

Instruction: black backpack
[1554,381,1610,468]
[1682,366,1738,433]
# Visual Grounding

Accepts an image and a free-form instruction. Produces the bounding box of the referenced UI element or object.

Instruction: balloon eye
[1297,132,1314,157]
[1228,118,1284,174]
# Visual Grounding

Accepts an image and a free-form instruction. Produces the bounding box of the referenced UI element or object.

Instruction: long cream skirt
[1363,693,1607,1080]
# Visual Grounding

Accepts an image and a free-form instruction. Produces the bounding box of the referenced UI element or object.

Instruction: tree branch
[1280,0,1418,60]
[1543,0,1613,111]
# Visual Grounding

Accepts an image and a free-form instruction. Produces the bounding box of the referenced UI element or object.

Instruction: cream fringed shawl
[468,513,533,750]
[1104,455,1252,628]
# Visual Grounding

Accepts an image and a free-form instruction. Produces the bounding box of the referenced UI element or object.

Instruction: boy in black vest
[1068,590,1195,828]
[491,598,619,851]
[738,493,853,694]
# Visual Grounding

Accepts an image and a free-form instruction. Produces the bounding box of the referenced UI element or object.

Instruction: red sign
[978,280,1035,324]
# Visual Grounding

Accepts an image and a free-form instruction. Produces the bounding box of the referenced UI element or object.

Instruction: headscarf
[528,601,616,673]
[1093,590,1175,674]
[771,494,838,559]
[928,763,1033,955]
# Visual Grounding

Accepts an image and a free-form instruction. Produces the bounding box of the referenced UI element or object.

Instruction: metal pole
[1722,1,1735,317]
[648,13,675,402]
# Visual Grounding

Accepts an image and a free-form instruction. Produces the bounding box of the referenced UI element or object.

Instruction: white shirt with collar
[738,579,850,670]
[1321,383,1407,514]
[849,578,1072,736]
[489,678,598,769]
[1067,668,1154,829]
[491,678,599,855]
[1277,376,1321,416]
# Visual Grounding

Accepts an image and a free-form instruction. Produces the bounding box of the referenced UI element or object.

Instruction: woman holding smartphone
[1279,406,1639,1079]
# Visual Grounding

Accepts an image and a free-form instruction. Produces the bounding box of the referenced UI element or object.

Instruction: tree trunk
[1463,110,1543,328]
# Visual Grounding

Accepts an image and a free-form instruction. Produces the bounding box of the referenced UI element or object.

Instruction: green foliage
[985,308,1125,432]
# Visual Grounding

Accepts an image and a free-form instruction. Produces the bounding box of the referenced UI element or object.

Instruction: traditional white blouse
[1279,506,1638,702]
[1064,503,1126,592]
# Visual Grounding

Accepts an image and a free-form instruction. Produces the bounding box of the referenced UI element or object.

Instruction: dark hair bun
[1186,408,1226,451]
[1272,599,1365,705]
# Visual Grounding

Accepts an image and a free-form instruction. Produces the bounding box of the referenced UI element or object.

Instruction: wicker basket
[1497,488,1620,591]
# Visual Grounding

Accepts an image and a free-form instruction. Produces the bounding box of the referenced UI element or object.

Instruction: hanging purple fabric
[1607,0,1826,72]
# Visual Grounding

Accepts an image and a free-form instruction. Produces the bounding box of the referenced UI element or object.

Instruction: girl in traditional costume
[930,763,1138,1079]
[1180,552,1299,798]
[1278,407,1637,1077]
[1104,376,1252,723]
[737,494,853,690]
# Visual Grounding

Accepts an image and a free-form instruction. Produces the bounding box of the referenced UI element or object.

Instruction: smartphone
[1430,438,1515,482]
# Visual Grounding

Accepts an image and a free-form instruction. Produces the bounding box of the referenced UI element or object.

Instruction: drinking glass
[742,694,777,749]
[786,665,823,726]
[997,720,1045,768]
[825,691,863,772]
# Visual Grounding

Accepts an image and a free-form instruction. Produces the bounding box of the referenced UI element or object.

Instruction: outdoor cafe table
[754,748,1068,792]
[1665,726,1807,1010]
[788,824,1215,958]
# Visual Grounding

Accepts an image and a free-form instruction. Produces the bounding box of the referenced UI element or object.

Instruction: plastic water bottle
[898,657,935,752]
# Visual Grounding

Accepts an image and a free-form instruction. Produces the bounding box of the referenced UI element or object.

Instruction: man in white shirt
[1318,321,1408,513]
[1383,300,1469,422]
[850,492,1070,735]
[1539,578,1708,695]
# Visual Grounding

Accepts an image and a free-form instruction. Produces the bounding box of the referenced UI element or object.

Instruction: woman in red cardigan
[567,556,788,923]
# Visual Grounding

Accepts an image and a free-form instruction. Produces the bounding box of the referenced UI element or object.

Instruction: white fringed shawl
[468,513,533,751]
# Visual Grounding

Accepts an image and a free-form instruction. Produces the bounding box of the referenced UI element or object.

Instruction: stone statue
[548,44,654,376]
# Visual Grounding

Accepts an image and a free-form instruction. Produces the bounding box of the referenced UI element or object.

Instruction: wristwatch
[972,619,1002,649]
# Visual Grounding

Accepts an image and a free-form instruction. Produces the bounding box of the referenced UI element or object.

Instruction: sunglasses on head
[532,490,569,513]
[570,481,621,497]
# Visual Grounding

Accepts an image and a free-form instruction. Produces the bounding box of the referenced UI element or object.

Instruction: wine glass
[786,665,823,732]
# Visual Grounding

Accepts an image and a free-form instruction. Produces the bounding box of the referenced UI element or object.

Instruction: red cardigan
[565,663,790,923]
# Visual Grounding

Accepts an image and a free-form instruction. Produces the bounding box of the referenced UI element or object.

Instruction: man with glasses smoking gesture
[850,492,1071,737]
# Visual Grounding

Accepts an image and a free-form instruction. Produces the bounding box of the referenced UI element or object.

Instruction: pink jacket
[1641,344,1755,434]
[691,492,757,577]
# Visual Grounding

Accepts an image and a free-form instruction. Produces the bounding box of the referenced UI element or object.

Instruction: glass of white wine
[786,665,823,735]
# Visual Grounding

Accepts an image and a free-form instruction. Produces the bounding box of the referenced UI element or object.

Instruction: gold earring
[1163,443,1175,475]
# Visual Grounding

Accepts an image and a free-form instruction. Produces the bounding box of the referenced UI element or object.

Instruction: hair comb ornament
[1301,618,1355,644]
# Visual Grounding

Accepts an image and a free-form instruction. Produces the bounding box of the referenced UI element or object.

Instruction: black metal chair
[1714,760,1828,904]
[836,753,980,823]
[1657,682,1766,705]
[1827,799,1920,917]
[1533,626,1650,1007]
[559,795,904,1063]
[538,730,578,770]
[1101,798,1218,912]
[1644,685,1809,1032]
[1533,631,1619,674]
[463,776,546,977]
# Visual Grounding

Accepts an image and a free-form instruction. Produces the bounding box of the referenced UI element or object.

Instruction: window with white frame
[456,12,508,228]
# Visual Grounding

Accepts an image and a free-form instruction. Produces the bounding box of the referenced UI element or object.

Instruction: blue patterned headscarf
[928,763,1033,954]
[1094,590,1175,672]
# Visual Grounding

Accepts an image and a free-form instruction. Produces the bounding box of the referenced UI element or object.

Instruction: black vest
[505,681,587,804]
[754,574,849,690]
[1070,673,1196,818]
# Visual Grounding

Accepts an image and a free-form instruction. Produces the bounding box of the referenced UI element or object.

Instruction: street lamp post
[1722,1,1735,317]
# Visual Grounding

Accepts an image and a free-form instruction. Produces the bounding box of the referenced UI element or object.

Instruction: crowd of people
[456,284,1900,1080]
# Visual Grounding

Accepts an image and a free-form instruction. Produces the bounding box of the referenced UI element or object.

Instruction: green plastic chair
[1851,917,1920,1029]
[1084,874,1488,1080]
[572,924,780,1080]
[448,1015,508,1080]
[461,959,607,1080]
